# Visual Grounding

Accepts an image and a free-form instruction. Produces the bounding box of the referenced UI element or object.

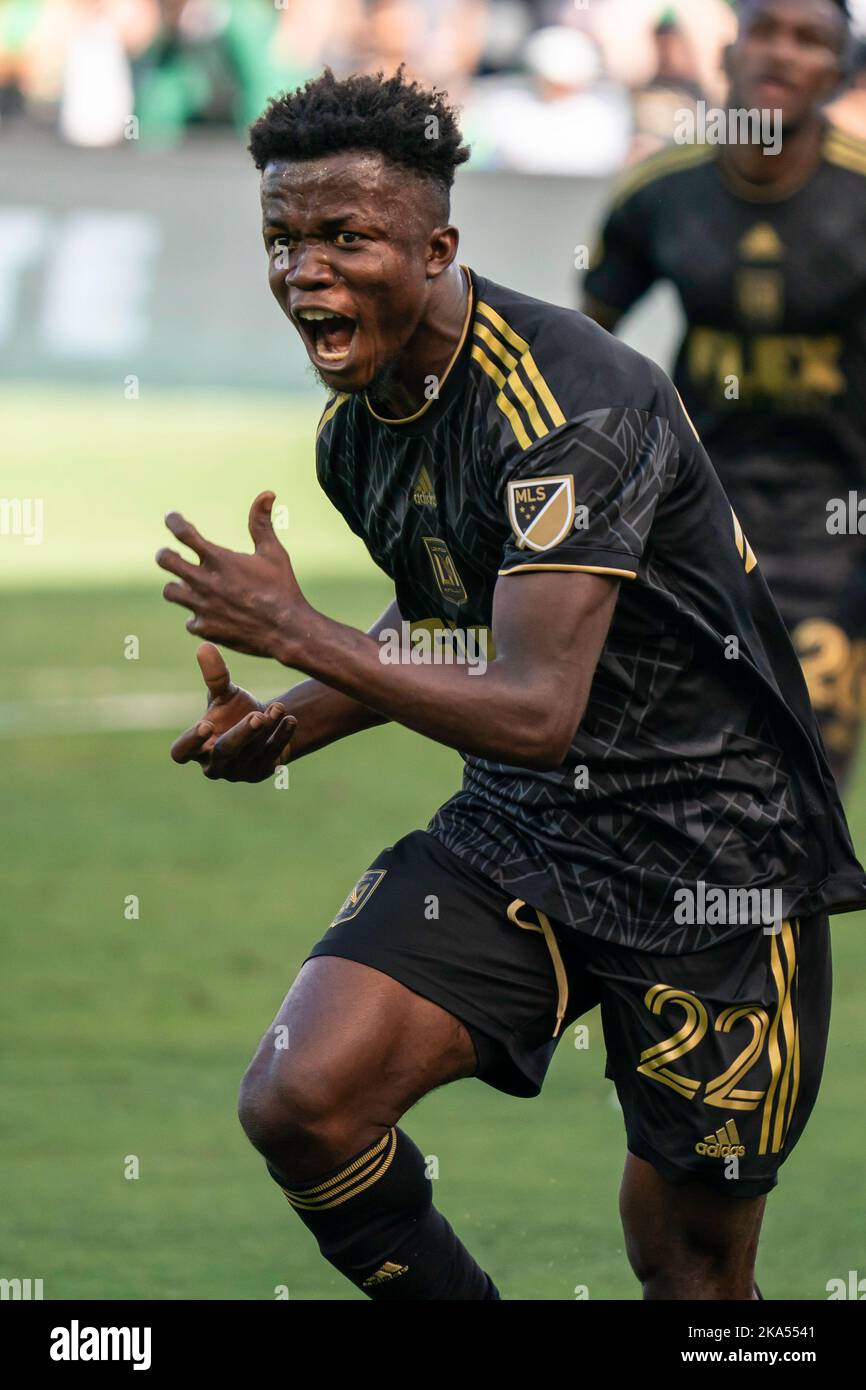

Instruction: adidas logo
[695,1118,746,1158]
[412,465,437,507]
[361,1261,409,1288]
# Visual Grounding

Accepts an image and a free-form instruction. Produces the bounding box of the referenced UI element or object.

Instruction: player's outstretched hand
[157,491,309,662]
[170,643,296,782]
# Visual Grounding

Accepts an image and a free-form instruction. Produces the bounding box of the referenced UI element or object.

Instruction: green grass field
[2,385,865,1300]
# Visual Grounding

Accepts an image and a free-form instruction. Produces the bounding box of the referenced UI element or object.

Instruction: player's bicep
[491,568,620,752]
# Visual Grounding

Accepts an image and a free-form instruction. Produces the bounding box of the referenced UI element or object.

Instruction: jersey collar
[715,119,830,204]
[363,266,475,436]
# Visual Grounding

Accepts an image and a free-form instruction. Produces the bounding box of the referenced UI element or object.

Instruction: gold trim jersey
[314,267,866,953]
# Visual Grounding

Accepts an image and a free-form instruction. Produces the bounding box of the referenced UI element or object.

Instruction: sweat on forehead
[261,151,449,229]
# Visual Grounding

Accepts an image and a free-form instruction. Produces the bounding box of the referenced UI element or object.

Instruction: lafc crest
[507,475,575,552]
[330,869,387,926]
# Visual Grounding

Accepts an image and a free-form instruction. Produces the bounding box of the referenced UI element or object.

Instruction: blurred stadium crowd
[2,0,865,173]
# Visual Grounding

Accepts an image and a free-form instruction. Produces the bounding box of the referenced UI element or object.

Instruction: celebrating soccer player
[584,0,866,786]
[158,67,866,1300]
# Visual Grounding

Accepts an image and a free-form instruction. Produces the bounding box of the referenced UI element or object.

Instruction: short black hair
[736,0,852,62]
[248,67,470,217]
[738,0,850,14]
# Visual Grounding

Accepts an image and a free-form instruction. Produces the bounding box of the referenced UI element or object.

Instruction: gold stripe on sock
[280,1128,399,1211]
[281,1129,391,1199]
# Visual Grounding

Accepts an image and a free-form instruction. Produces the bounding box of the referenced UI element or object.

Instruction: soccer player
[584,0,866,786]
[157,68,866,1300]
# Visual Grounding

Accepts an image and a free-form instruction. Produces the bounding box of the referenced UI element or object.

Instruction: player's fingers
[164,511,212,559]
[258,702,288,729]
[265,713,297,752]
[155,547,199,582]
[170,719,215,764]
[205,704,285,778]
[209,709,269,761]
[275,736,295,767]
[248,490,279,554]
[163,580,196,611]
[196,643,233,701]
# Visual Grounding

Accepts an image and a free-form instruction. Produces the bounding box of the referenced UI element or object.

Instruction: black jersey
[315,266,866,953]
[583,125,866,626]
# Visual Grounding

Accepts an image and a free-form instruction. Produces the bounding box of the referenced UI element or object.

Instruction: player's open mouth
[753,74,795,97]
[295,308,357,365]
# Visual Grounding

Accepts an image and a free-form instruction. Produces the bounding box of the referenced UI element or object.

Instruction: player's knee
[626,1219,753,1296]
[237,1050,355,1163]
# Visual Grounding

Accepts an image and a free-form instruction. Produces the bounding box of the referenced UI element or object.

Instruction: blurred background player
[583,0,866,787]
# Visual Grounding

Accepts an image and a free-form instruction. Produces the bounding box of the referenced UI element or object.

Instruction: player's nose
[286,245,336,291]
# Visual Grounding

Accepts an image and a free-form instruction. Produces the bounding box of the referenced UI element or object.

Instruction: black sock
[267,1126,499,1300]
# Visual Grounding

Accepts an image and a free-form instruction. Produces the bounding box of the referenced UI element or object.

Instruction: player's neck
[719,112,826,200]
[367,265,469,420]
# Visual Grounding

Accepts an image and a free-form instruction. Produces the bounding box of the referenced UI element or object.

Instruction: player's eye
[335,231,362,247]
[799,28,831,50]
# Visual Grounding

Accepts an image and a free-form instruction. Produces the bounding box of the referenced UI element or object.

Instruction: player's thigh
[619,1152,765,1277]
[244,952,477,1129]
[269,829,595,1108]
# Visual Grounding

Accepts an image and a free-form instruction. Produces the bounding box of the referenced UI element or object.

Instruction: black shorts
[307,830,832,1198]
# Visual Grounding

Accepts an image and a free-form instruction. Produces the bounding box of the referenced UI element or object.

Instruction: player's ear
[426,225,459,279]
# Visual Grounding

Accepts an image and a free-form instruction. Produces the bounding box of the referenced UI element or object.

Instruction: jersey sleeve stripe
[610,144,716,206]
[471,342,534,449]
[825,125,866,157]
[522,352,566,427]
[478,303,566,427]
[506,361,550,440]
[476,299,529,354]
[824,129,866,177]
[497,562,637,579]
[475,320,519,372]
[473,306,567,445]
[471,340,508,389]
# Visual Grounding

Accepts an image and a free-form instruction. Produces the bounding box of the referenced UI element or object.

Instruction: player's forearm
[268,599,400,761]
[275,610,572,769]
[268,677,387,761]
